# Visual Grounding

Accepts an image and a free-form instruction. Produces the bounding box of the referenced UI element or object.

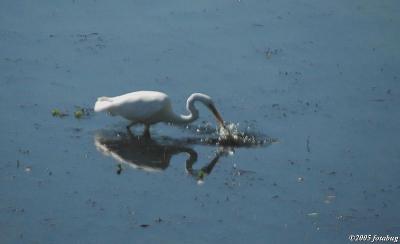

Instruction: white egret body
[94,91,224,134]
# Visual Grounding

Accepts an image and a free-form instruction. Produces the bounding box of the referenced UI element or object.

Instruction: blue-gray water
[1,0,399,243]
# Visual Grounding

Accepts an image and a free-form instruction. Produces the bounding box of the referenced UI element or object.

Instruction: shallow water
[93,122,270,184]
[1,0,400,243]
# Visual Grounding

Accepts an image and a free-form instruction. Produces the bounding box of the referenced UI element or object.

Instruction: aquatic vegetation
[51,106,93,119]
[74,108,84,119]
[197,169,207,180]
[74,106,94,119]
[51,108,68,117]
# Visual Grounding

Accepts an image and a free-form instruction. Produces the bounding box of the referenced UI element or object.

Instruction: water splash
[217,122,273,147]
[185,121,216,135]
[185,121,275,147]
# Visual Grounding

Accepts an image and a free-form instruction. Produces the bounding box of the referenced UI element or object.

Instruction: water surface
[1,0,400,243]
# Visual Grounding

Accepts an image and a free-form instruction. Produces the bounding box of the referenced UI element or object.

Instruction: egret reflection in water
[94,123,273,181]
[94,130,229,181]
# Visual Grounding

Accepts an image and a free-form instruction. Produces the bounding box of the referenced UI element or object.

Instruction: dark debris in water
[116,164,123,175]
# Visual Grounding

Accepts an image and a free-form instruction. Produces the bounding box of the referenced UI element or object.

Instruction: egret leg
[143,124,151,138]
[127,128,135,139]
[126,121,137,132]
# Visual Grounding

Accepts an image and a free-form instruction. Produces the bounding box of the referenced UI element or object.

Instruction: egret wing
[109,91,170,121]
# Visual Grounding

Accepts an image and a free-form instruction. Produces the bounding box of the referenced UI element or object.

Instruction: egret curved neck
[168,94,202,125]
[170,109,199,125]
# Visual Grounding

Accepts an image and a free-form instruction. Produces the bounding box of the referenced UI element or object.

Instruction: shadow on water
[94,123,274,182]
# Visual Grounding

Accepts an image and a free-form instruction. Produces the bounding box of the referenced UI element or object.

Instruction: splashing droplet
[217,123,271,146]
[184,121,276,147]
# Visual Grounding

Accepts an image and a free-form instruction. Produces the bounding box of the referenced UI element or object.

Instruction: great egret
[94,91,225,135]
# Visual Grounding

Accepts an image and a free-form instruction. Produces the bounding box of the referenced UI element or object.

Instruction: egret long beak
[208,104,225,128]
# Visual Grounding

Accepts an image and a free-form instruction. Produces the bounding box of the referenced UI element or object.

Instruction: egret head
[188,93,225,127]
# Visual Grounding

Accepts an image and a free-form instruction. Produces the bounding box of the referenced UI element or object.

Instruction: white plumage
[94,91,224,134]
